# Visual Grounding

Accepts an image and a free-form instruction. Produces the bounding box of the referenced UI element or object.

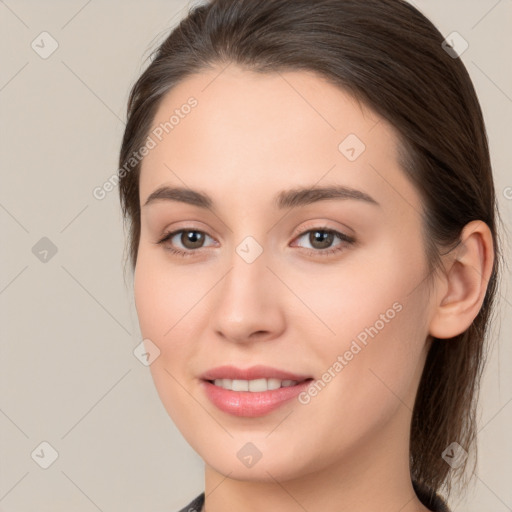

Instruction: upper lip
[200,365,313,382]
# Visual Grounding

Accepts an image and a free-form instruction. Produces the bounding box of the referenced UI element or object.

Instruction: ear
[429,220,495,339]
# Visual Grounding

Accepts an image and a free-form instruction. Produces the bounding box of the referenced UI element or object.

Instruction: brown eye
[178,230,206,249]
[155,228,216,258]
[293,228,355,258]
[308,230,336,249]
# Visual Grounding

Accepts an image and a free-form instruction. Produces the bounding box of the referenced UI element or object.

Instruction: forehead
[139,64,420,216]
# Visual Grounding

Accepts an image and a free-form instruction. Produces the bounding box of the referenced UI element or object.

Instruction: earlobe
[428,220,494,340]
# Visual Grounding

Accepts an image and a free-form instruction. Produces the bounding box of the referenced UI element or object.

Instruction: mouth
[205,377,313,392]
[199,366,314,417]
[199,364,313,383]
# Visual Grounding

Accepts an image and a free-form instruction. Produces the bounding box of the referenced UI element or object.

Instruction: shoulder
[175,487,452,512]
[175,492,205,512]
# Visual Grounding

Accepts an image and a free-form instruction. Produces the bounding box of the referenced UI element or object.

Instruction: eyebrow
[142,184,380,210]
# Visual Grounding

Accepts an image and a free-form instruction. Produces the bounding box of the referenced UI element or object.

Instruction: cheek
[297,238,430,406]
[134,252,192,365]
[134,253,204,434]
[290,235,427,346]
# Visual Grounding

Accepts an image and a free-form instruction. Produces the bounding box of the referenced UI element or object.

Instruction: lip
[199,365,314,417]
[200,379,313,417]
[199,364,312,382]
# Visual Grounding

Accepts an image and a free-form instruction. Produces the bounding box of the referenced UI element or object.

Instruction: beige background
[0,1,511,511]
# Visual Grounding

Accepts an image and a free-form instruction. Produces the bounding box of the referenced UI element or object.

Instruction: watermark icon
[133,338,161,366]
[503,186,512,200]
[31,31,59,59]
[93,96,198,200]
[338,133,366,161]
[236,236,264,263]
[442,32,469,59]
[32,237,58,263]
[298,301,403,404]
[31,441,59,469]
[442,441,468,469]
[237,442,262,468]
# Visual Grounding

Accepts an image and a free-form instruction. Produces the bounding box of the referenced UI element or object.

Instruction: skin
[134,64,494,512]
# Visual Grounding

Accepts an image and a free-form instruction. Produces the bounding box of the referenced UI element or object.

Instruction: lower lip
[201,379,313,417]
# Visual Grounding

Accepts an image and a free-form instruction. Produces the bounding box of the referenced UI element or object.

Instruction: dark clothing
[413,480,451,512]
[176,481,451,512]
[177,492,204,512]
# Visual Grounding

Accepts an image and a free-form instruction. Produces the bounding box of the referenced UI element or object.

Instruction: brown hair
[118,0,503,504]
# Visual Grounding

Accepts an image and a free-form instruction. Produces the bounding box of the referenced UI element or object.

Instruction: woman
[117,1,502,510]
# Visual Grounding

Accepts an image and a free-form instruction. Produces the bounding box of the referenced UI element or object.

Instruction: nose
[210,246,286,344]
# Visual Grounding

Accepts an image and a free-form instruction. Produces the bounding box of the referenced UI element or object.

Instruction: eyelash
[154,226,355,259]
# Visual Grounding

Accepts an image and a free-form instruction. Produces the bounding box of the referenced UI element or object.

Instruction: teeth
[232,379,248,391]
[212,378,299,391]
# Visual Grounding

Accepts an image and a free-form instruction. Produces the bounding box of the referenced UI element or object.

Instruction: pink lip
[200,380,313,417]
[199,364,312,382]
[199,365,314,417]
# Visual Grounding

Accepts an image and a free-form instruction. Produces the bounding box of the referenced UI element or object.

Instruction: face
[134,65,435,482]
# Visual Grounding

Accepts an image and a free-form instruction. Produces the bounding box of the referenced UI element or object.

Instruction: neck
[203,403,431,512]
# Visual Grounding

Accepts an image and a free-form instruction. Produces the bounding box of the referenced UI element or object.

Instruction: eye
[292,227,355,257]
[155,228,216,257]
[155,226,355,259]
